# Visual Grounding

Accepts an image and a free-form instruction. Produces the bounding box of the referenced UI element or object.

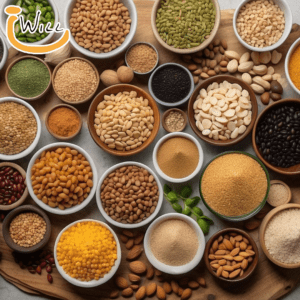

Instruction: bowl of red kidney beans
[0,163,28,210]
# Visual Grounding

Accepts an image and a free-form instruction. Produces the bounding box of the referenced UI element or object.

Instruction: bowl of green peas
[0,0,58,45]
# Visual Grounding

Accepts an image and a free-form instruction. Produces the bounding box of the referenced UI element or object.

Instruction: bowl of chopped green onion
[151,0,221,54]
[0,0,58,45]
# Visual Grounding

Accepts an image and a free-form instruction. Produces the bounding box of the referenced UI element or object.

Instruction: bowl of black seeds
[0,31,8,71]
[252,99,300,175]
[148,63,194,107]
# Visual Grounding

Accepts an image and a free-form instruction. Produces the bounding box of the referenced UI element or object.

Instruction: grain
[164,111,185,132]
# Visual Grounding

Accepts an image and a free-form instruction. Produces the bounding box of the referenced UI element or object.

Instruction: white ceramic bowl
[27,142,97,215]
[0,97,41,161]
[64,0,137,59]
[0,0,59,46]
[54,219,121,288]
[0,30,8,71]
[96,161,163,229]
[153,132,204,183]
[233,0,292,52]
[285,37,300,95]
[144,213,205,275]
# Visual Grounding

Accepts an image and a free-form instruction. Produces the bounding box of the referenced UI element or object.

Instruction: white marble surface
[1,0,300,299]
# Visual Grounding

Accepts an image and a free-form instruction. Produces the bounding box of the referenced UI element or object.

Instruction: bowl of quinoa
[199,151,270,221]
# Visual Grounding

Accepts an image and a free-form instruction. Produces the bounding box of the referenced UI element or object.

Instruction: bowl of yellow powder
[153,132,204,183]
[144,213,205,275]
[54,219,121,288]
[200,151,270,222]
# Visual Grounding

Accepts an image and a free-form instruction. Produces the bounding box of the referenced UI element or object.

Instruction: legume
[100,165,159,224]
[94,91,154,151]
[31,147,93,210]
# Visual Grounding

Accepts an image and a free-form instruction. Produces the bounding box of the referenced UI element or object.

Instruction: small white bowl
[0,97,41,161]
[233,0,292,52]
[64,0,137,59]
[27,142,97,215]
[153,132,204,183]
[0,30,8,71]
[0,0,59,46]
[285,37,300,95]
[54,219,121,288]
[96,161,163,229]
[144,213,205,275]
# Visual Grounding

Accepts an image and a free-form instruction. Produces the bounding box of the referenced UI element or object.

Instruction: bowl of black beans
[252,99,300,175]
[148,63,194,107]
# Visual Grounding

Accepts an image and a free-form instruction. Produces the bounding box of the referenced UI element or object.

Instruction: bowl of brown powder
[144,213,205,274]
[200,151,270,221]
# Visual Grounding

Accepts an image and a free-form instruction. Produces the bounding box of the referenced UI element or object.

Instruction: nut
[271,50,282,64]
[146,265,154,279]
[253,76,271,90]
[253,65,268,76]
[128,273,141,283]
[122,287,133,297]
[251,52,260,65]
[135,286,146,300]
[238,61,254,73]
[127,245,143,260]
[260,92,270,105]
[117,66,134,83]
[239,52,250,64]
[242,73,252,85]
[251,83,265,94]
[225,50,240,61]
[163,282,172,294]
[181,288,192,300]
[100,70,121,87]
[227,59,239,73]
[115,276,129,289]
[259,52,271,64]
[129,261,147,274]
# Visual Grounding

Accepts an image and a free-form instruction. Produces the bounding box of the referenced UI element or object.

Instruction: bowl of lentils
[0,97,41,161]
[253,99,300,175]
[0,31,8,71]
[0,0,58,45]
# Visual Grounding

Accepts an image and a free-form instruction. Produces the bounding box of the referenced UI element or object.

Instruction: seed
[47,274,53,284]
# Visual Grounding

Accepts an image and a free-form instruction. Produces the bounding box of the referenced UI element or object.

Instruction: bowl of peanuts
[27,143,98,215]
[204,228,259,282]
[65,0,138,59]
[96,161,163,229]
[87,84,160,156]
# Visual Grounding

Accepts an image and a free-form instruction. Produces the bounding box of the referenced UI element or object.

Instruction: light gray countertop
[1,0,300,299]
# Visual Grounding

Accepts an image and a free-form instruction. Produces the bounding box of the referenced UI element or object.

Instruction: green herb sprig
[163,184,213,234]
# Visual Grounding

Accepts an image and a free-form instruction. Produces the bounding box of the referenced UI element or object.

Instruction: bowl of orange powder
[46,104,82,140]
[285,37,300,95]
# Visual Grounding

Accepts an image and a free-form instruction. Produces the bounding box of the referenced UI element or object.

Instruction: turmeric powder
[289,45,300,90]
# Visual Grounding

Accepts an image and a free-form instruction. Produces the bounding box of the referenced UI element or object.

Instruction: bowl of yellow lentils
[54,219,121,287]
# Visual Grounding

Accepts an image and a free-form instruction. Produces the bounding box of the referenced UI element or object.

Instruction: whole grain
[164,111,185,132]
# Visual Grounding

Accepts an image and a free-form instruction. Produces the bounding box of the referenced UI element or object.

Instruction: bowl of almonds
[188,75,258,146]
[204,228,258,282]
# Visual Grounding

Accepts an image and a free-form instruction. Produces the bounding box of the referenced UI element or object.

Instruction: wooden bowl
[252,98,300,175]
[151,0,221,54]
[162,108,187,133]
[5,55,52,101]
[0,162,28,211]
[52,57,100,105]
[259,203,300,268]
[267,180,292,207]
[188,75,258,146]
[204,228,259,282]
[88,84,160,157]
[45,104,82,141]
[2,204,51,254]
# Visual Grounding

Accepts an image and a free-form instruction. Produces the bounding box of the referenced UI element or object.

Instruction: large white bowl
[153,132,204,183]
[27,142,97,215]
[0,30,8,71]
[64,0,138,59]
[0,97,41,161]
[233,0,292,52]
[144,213,205,275]
[54,219,121,288]
[0,0,59,46]
[285,37,300,95]
[96,161,163,229]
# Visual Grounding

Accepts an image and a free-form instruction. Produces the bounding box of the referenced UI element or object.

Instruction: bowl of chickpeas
[27,143,98,215]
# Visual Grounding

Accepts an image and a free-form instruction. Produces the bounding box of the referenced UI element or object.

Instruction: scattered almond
[146,282,157,296]
[221,39,227,49]
[259,51,271,64]
[181,288,192,300]
[227,59,238,73]
[239,52,250,63]
[122,230,135,238]
[128,273,141,283]
[163,282,172,294]
[188,64,197,71]
[122,287,133,297]
[129,261,147,274]
[171,280,179,293]
[253,65,268,76]
[109,290,119,299]
[225,50,240,61]
[244,220,261,231]
[135,286,146,300]
[115,276,129,289]
[134,232,144,245]
[178,287,184,296]
[157,285,166,300]
[238,61,254,73]
[253,76,271,90]
[188,280,199,289]
[131,284,140,291]
[179,277,189,288]
[197,277,206,287]
[271,50,282,64]
[127,245,143,260]
[119,234,128,243]
[125,239,134,250]
[251,52,260,65]
[146,266,154,279]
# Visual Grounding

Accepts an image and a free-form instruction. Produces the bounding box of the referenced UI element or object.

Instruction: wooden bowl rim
[187,75,258,146]
[267,180,292,207]
[151,0,221,54]
[45,104,83,141]
[204,228,259,282]
[0,162,28,211]
[52,57,100,105]
[162,108,187,133]
[259,203,300,268]
[88,84,160,157]
[252,98,300,175]
[2,204,51,254]
[5,55,52,101]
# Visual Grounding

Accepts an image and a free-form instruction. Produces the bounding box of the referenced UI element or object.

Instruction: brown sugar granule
[126,44,158,73]
[201,153,268,217]
[157,137,199,178]
[0,102,37,155]
[9,212,46,248]
[53,59,97,102]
